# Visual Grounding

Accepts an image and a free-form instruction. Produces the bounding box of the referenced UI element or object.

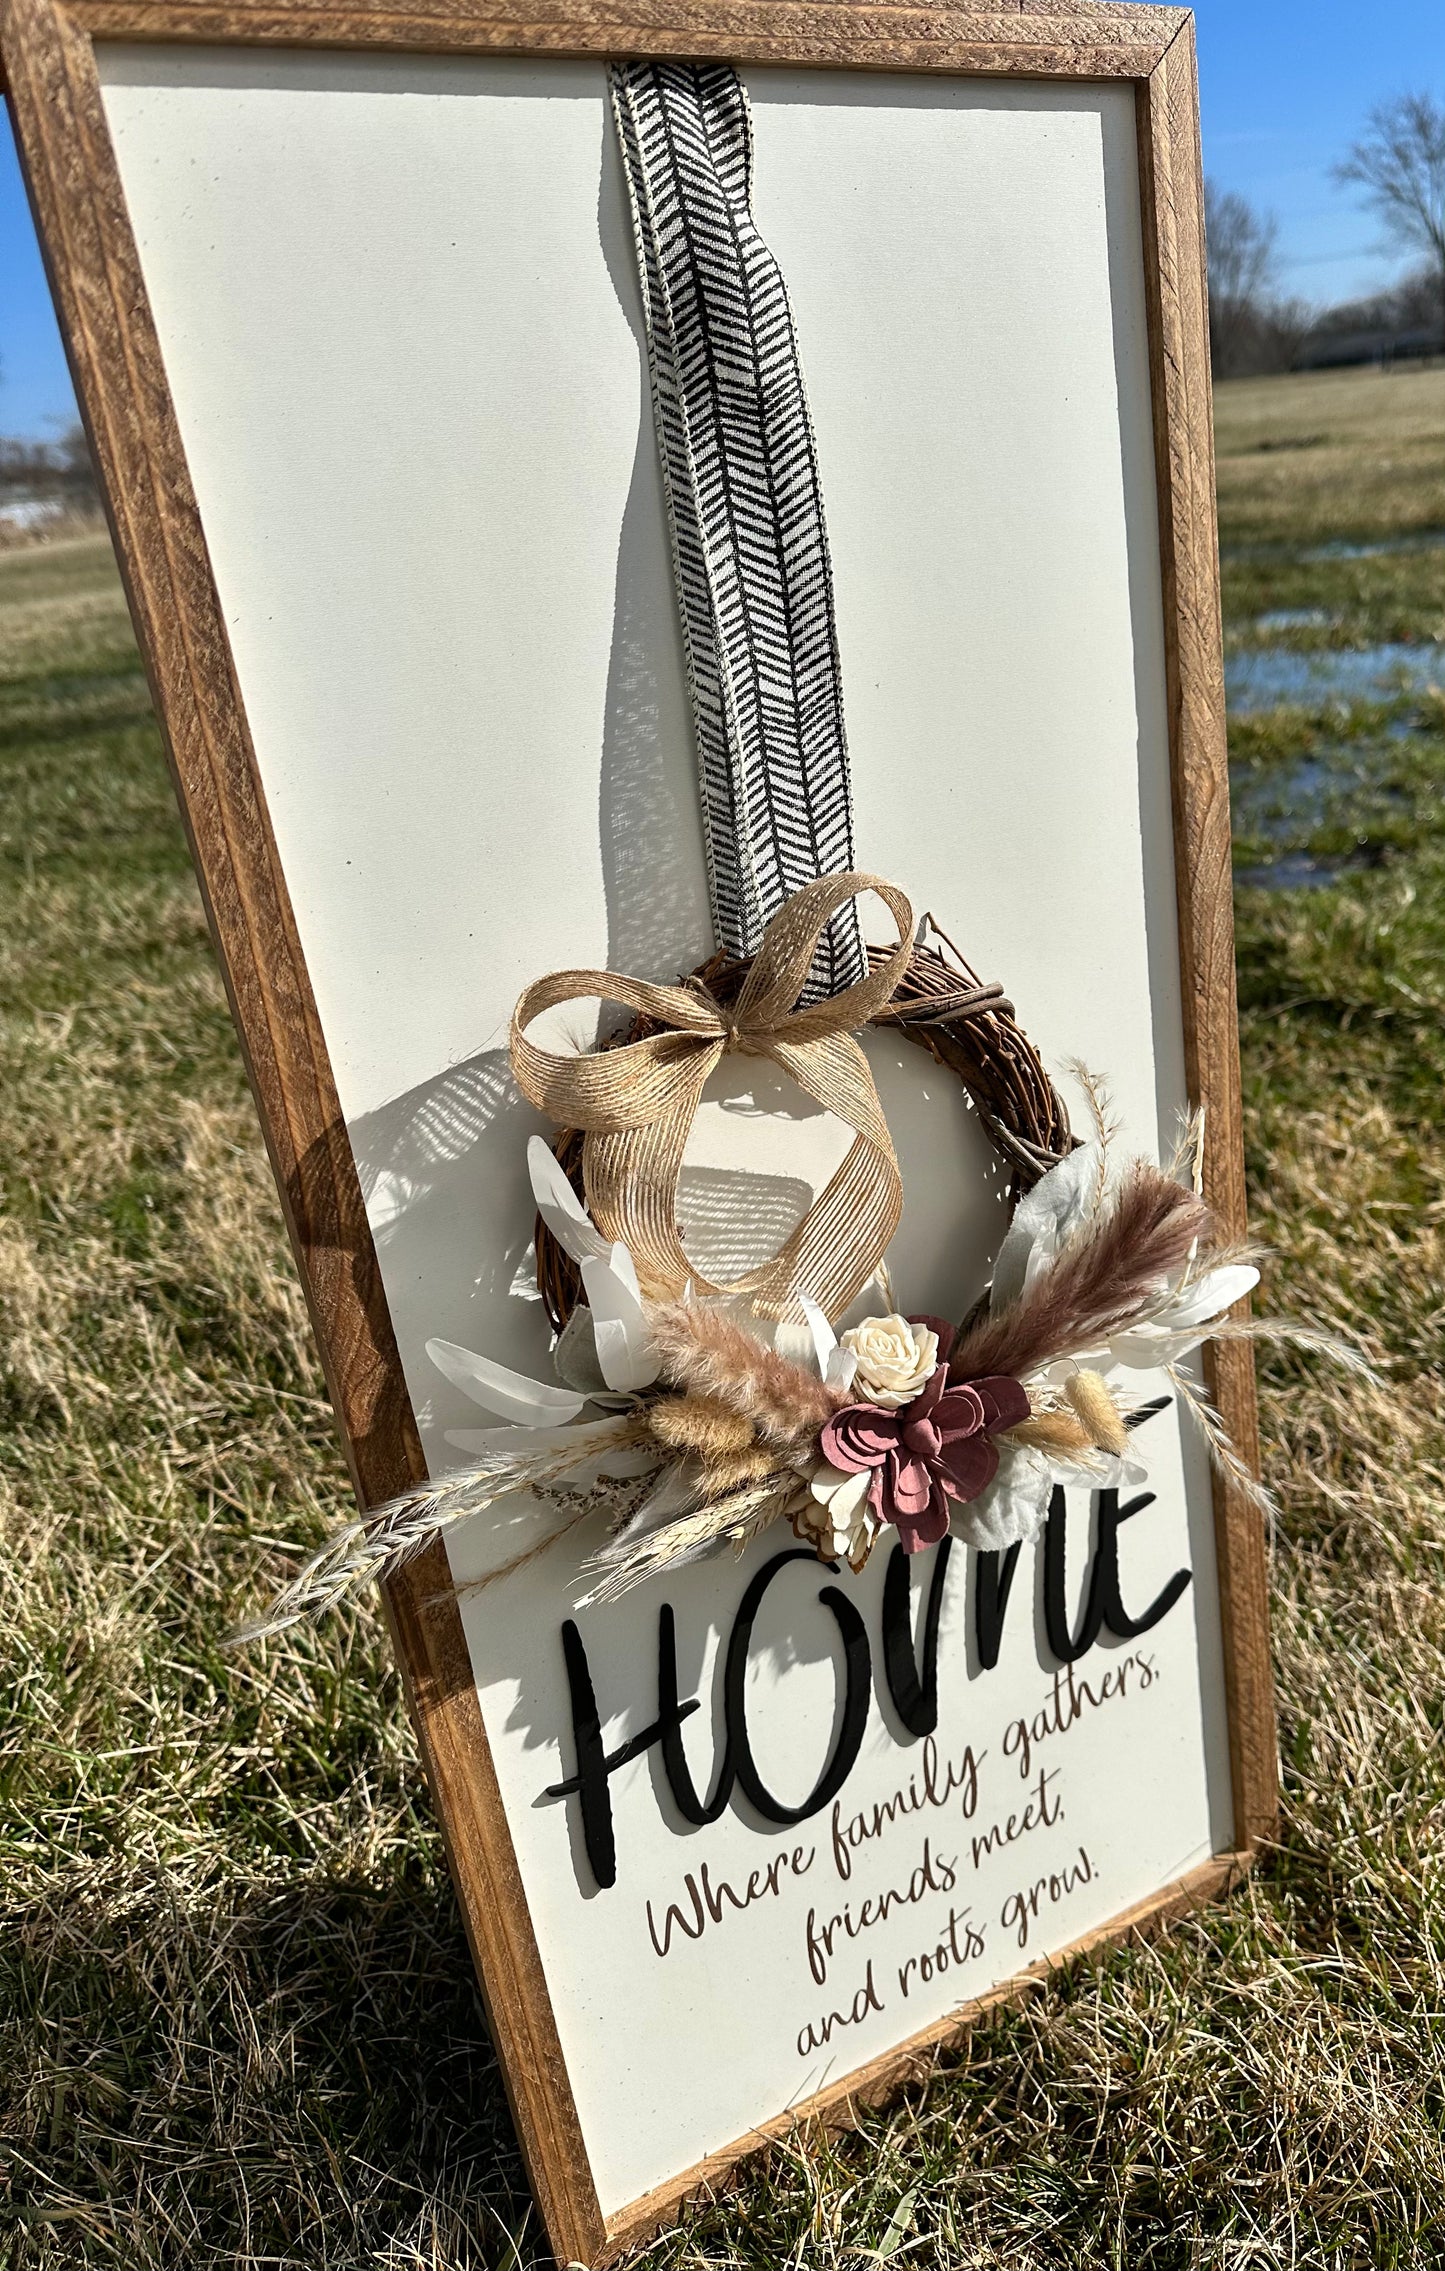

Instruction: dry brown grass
[3,416,1445,2267]
[1215,363,1445,546]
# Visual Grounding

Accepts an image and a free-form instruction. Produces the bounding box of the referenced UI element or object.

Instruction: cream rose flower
[839,1313,940,1409]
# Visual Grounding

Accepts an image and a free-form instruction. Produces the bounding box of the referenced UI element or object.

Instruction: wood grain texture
[1136,19,1279,1855]
[64,0,1183,73]
[0,3,606,2259]
[383,1551,608,2262]
[1,5,1276,2263]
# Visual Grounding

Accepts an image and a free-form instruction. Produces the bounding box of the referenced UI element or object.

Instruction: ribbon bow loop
[509,874,916,1318]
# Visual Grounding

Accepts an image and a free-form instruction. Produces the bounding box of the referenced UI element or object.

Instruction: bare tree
[1204,180,1283,376]
[1335,93,1445,340]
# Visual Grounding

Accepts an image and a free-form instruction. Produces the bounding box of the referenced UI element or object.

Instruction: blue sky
[1194,0,1445,302]
[3,5,1444,439]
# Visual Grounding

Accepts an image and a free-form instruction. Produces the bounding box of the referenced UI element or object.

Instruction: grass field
[2,362,1445,2268]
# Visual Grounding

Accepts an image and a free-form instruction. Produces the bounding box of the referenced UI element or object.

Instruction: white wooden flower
[839,1313,939,1408]
[808,1458,879,1566]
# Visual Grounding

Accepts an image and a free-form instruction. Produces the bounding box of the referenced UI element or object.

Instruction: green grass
[4,359,1445,2268]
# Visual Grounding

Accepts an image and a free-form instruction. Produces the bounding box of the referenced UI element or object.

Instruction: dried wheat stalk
[230,1414,653,1642]
[579,1472,802,1603]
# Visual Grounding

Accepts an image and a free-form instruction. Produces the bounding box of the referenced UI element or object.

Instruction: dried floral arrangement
[236,873,1364,1643]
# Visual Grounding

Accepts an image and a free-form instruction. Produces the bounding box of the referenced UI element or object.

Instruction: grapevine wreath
[240,871,1361,1640]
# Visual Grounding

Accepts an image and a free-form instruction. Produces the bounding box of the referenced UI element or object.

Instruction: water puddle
[1235,852,1354,891]
[1230,739,1414,892]
[1221,527,1445,566]
[1254,608,1336,634]
[1225,642,1445,714]
[1303,529,1445,563]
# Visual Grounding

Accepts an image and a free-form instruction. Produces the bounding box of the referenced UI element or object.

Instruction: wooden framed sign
[3,3,1279,2261]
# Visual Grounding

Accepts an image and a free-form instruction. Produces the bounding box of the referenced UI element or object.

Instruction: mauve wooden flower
[820,1366,1031,1554]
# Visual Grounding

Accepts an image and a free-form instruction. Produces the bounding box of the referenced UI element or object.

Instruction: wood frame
[0,5,1277,2261]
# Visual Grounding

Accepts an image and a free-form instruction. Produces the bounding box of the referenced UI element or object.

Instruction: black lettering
[974,1541,1022,1671]
[882,1537,953,1736]
[657,1603,734,1824]
[1095,1491,1193,1638]
[1044,1482,1193,1668]
[1043,1487,1102,1664]
[545,1619,696,1890]
[727,1551,872,1827]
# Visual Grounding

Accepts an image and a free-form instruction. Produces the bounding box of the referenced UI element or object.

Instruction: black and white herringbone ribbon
[609,60,866,998]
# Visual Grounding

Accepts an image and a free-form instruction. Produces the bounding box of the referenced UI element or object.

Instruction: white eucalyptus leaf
[527,1135,610,1266]
[553,1306,610,1394]
[579,1246,659,1391]
[444,1420,598,1456]
[1100,1323,1168,1369]
[591,1316,633,1389]
[605,1239,644,1307]
[1090,1450,1150,1489]
[771,1319,816,1370]
[990,1142,1103,1311]
[798,1291,839,1379]
[826,1346,860,1394]
[1167,1263,1260,1329]
[951,1440,1055,1553]
[426,1336,587,1427]
[1107,1320,1213,1369]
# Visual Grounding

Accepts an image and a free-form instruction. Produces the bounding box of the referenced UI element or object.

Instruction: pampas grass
[648,1299,841,1447]
[953,1159,1212,1384]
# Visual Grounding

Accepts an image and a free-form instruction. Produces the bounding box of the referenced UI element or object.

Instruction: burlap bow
[510,873,916,1319]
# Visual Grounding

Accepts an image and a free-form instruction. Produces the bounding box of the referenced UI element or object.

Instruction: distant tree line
[1207,90,1445,378]
[0,422,98,505]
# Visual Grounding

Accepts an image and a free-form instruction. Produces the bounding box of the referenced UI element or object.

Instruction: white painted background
[100,49,1233,2216]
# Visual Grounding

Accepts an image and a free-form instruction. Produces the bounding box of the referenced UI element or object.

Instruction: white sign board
[8,9,1274,2260]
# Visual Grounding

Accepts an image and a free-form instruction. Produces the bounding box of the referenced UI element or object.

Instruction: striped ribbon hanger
[609,61,867,1001]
